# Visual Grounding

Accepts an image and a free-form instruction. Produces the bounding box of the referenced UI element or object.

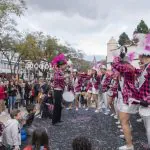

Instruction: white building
[107,37,140,69]
[0,51,20,74]
[0,52,52,80]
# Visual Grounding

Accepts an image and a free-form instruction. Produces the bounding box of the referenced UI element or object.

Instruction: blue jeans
[8,96,16,111]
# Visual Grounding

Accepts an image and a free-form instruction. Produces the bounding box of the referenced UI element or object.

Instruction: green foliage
[118,32,130,46]
[16,32,84,64]
[134,20,149,34]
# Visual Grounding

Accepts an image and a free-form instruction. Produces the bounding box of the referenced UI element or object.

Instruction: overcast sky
[16,0,150,56]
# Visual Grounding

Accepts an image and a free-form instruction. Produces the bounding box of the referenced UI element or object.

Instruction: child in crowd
[26,105,36,126]
[23,127,49,150]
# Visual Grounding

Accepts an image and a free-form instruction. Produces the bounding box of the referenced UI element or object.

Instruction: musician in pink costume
[98,65,112,115]
[112,46,138,150]
[51,54,67,126]
[107,70,119,117]
[86,67,100,112]
[72,69,84,111]
[127,34,150,147]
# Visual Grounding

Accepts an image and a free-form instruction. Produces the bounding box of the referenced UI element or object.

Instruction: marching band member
[51,54,67,126]
[99,65,112,115]
[72,69,82,111]
[127,34,150,147]
[112,46,138,150]
[65,70,74,110]
[107,70,119,117]
[86,67,100,112]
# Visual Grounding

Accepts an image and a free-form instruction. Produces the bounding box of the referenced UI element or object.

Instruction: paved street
[22,108,149,150]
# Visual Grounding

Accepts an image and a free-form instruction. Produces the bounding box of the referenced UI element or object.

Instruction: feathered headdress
[51,53,67,67]
[135,33,150,56]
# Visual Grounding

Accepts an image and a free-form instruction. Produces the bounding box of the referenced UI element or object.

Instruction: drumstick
[128,98,150,107]
[128,98,140,106]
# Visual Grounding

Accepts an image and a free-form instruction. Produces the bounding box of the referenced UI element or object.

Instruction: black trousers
[52,90,63,124]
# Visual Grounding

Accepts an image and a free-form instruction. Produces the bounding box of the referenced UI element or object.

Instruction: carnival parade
[1,0,150,150]
[0,33,149,150]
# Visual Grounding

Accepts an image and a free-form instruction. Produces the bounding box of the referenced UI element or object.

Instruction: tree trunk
[10,65,13,79]
[43,71,47,79]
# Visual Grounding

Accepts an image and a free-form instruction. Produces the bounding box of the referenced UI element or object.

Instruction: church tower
[107,37,118,69]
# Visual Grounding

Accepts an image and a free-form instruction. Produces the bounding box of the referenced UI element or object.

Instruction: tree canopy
[134,20,149,34]
[118,32,131,46]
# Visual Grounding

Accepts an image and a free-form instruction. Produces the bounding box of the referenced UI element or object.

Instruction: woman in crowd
[15,81,22,108]
[7,81,17,112]
[24,81,31,106]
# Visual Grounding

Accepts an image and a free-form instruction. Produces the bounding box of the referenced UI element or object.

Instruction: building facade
[0,52,19,74]
[0,52,52,80]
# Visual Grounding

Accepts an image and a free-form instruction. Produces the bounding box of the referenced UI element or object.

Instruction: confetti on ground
[22,108,148,150]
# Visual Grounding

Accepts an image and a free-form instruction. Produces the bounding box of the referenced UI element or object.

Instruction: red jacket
[112,57,136,104]
[127,63,150,102]
[0,86,6,100]
[87,75,100,91]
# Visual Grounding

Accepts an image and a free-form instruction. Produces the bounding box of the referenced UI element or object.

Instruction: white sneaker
[120,129,123,132]
[85,108,89,111]
[110,113,115,117]
[106,109,110,112]
[118,125,122,129]
[119,134,125,139]
[95,109,100,113]
[136,118,142,123]
[116,121,120,125]
[104,111,109,115]
[119,145,134,150]
[76,108,79,111]
[114,115,118,119]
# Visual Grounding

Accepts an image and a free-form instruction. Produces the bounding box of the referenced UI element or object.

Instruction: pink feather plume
[51,53,67,66]
[145,34,150,51]
[128,52,135,62]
